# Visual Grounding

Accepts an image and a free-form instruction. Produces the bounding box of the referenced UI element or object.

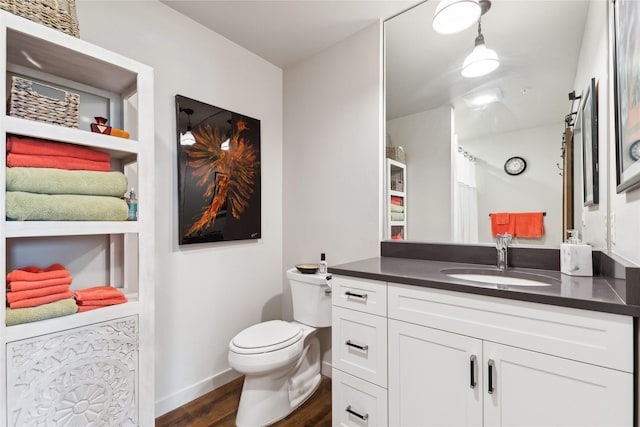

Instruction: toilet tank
[286,268,332,327]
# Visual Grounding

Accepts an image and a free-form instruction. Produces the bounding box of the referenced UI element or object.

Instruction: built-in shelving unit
[0,12,154,426]
[386,158,406,240]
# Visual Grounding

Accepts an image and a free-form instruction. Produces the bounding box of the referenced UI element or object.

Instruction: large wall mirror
[384,0,607,248]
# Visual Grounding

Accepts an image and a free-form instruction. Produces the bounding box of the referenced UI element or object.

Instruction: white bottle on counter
[560,230,593,276]
[319,253,328,274]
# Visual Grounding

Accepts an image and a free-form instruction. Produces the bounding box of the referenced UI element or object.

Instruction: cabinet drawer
[388,283,633,372]
[332,368,388,427]
[332,275,387,316]
[332,306,388,387]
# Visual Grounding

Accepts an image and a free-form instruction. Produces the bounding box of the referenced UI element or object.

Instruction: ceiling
[161,0,420,68]
[162,0,591,140]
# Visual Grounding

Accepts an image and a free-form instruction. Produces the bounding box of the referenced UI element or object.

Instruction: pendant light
[461,18,499,78]
[432,0,482,34]
[180,108,196,146]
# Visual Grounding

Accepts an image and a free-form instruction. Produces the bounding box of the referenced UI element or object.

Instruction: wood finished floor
[155,375,331,427]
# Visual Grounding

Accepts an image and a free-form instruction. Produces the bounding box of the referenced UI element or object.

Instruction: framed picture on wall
[613,0,640,192]
[175,95,261,245]
[582,78,598,206]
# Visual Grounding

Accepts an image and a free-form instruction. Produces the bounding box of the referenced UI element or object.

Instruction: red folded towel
[74,286,125,302]
[7,276,73,292]
[76,296,128,306]
[7,153,111,172]
[6,284,71,303]
[490,213,515,237]
[7,263,70,282]
[390,196,403,206]
[7,135,110,162]
[513,212,544,238]
[9,291,74,308]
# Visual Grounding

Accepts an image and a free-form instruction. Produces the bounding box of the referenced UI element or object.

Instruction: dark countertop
[329,257,640,317]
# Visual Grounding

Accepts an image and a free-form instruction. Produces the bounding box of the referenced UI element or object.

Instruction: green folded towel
[391,212,405,221]
[6,167,127,197]
[6,297,78,326]
[6,191,129,221]
[390,204,404,213]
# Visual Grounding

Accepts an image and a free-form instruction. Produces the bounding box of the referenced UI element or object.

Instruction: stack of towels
[74,286,127,312]
[390,195,405,222]
[6,134,130,221]
[5,264,78,326]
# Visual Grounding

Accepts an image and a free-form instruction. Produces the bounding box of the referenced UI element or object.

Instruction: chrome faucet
[496,233,512,272]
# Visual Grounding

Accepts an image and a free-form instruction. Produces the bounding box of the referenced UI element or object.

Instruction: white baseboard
[155,368,241,417]
[321,360,333,377]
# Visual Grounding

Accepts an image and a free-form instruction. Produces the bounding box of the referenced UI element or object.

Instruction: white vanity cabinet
[332,276,388,427]
[387,283,633,427]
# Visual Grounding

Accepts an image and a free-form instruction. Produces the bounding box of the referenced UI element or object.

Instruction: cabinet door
[6,316,138,427]
[388,320,482,427]
[483,342,632,427]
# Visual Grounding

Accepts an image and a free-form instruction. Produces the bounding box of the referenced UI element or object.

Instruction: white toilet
[228,267,332,427]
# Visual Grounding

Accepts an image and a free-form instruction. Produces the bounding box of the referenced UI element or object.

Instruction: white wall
[76,1,283,416]
[572,0,609,250]
[283,22,383,367]
[462,124,563,246]
[386,106,452,241]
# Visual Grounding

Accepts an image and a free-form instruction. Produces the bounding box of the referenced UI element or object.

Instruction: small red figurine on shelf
[90,116,130,139]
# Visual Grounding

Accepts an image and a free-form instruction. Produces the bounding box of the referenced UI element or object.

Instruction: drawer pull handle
[346,405,369,421]
[470,354,477,389]
[345,291,368,300]
[324,286,332,295]
[488,359,496,394]
[345,340,369,351]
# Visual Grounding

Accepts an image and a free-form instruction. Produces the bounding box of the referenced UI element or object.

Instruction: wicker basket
[0,0,79,37]
[9,76,80,128]
[386,146,406,163]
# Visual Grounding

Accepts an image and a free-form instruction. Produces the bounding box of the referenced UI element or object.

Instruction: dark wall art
[175,95,261,244]
[581,78,598,206]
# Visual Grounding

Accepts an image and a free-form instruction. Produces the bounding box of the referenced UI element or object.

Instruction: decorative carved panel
[7,316,138,426]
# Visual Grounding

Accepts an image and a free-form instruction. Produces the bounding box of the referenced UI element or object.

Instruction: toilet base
[235,336,321,427]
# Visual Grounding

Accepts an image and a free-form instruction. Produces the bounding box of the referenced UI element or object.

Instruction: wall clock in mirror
[629,140,640,162]
[504,156,527,175]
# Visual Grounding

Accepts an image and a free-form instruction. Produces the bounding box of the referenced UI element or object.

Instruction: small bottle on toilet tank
[319,253,328,274]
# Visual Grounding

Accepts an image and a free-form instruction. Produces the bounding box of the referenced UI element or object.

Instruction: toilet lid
[231,320,303,354]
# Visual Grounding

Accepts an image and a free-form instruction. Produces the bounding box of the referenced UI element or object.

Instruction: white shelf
[1,11,155,425]
[386,158,407,240]
[3,115,139,159]
[6,294,140,343]
[5,221,139,238]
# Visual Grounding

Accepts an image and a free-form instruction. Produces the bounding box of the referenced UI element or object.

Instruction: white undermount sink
[441,268,555,287]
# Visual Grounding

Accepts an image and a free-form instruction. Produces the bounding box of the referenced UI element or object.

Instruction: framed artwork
[581,78,598,206]
[175,95,261,244]
[613,0,640,192]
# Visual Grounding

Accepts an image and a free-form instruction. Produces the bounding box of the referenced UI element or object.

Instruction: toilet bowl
[228,268,332,427]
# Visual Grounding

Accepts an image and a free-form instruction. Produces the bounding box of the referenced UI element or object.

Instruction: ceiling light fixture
[463,88,502,107]
[461,2,499,79]
[432,0,482,34]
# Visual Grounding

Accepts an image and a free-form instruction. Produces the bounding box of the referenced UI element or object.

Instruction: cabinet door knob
[345,291,368,300]
[345,340,369,351]
[470,354,477,388]
[346,405,369,421]
[488,359,496,394]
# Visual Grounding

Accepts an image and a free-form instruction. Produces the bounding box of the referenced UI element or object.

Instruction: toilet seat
[231,320,303,354]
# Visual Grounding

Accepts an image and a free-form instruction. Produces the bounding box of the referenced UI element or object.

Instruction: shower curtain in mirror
[453,144,478,243]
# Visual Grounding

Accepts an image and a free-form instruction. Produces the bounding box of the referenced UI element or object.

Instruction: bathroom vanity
[330,243,640,427]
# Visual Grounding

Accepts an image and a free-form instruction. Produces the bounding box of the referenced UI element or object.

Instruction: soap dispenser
[560,230,592,276]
